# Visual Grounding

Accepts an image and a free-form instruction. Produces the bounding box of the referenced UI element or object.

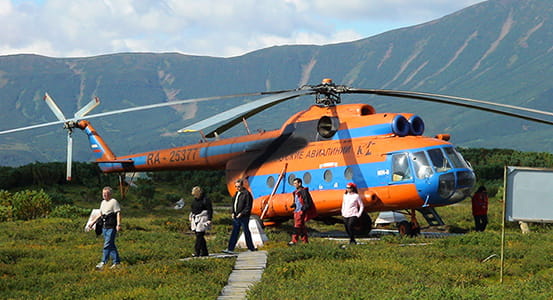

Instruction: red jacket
[293,187,317,221]
[471,191,488,216]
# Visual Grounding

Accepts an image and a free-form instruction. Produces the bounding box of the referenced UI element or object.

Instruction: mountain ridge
[2,0,553,166]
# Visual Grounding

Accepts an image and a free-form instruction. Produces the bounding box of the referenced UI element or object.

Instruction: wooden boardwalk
[217,250,268,300]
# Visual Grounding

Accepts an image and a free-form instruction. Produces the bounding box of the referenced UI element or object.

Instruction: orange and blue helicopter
[3,79,553,235]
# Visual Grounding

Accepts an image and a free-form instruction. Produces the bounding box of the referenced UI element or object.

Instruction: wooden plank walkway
[217,250,268,300]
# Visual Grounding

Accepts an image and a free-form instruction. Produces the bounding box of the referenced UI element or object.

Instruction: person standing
[223,179,256,253]
[288,178,317,245]
[89,186,122,269]
[472,186,489,232]
[189,186,212,257]
[341,182,364,244]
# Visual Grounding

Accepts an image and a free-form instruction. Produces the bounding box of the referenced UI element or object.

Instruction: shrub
[0,205,14,222]
[47,191,73,206]
[135,181,157,209]
[0,190,14,222]
[164,193,181,205]
[0,189,11,204]
[49,205,91,218]
[11,190,52,220]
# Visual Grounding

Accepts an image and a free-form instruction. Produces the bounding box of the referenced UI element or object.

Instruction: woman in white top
[341,182,364,244]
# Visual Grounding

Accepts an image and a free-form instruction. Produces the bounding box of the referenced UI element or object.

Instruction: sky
[1,0,484,58]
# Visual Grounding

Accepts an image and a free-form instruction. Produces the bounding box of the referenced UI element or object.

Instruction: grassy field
[1,195,552,299]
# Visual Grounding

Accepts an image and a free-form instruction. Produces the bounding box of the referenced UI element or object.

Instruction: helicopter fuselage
[79,103,475,221]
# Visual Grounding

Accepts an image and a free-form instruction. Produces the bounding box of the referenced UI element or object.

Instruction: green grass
[0,209,235,299]
[1,197,552,299]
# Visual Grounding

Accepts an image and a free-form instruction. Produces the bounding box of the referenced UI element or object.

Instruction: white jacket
[341,193,364,218]
[189,210,211,232]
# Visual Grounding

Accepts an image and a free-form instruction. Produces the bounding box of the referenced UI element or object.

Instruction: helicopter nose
[435,170,475,204]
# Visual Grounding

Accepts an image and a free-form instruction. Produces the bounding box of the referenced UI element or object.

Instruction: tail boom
[77,120,281,173]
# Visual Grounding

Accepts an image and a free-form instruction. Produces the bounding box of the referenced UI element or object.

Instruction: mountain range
[2,0,553,167]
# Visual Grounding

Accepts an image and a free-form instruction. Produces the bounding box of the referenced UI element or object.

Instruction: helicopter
[3,78,553,235]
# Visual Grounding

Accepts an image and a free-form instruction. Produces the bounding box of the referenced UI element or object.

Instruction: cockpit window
[428,148,452,173]
[411,151,433,179]
[391,153,413,182]
[444,147,470,169]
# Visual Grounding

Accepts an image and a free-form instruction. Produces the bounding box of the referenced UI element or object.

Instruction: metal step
[417,207,445,226]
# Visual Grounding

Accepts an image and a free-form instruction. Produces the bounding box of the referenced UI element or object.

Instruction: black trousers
[474,215,488,232]
[194,231,208,256]
[344,216,358,243]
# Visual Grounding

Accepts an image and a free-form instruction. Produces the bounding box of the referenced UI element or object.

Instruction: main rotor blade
[67,92,268,121]
[67,133,73,181]
[44,93,67,121]
[0,120,68,135]
[0,91,265,136]
[346,88,553,126]
[179,89,316,137]
[74,97,100,118]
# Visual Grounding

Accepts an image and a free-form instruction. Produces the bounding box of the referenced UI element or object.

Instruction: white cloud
[0,0,484,58]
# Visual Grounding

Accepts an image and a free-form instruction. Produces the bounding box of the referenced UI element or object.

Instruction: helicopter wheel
[398,221,412,236]
[398,221,420,237]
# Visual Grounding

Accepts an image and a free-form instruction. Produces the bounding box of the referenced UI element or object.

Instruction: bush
[0,205,14,222]
[135,181,157,209]
[0,190,14,222]
[164,193,181,206]
[48,191,73,206]
[49,205,91,218]
[10,190,52,220]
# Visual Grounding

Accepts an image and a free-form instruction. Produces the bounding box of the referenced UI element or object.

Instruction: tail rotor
[43,93,100,181]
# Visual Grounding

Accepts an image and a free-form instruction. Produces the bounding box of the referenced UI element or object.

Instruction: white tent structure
[374,211,407,225]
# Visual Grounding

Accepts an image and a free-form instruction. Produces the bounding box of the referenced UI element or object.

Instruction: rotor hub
[306,78,349,106]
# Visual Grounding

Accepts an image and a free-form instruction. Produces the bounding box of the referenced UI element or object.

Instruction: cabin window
[444,147,470,169]
[428,148,452,173]
[303,172,312,185]
[391,153,413,182]
[317,116,339,138]
[324,170,333,182]
[266,176,275,189]
[412,151,433,179]
[287,174,296,186]
[344,167,353,180]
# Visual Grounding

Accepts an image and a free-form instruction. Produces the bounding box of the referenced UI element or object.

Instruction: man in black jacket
[223,179,257,253]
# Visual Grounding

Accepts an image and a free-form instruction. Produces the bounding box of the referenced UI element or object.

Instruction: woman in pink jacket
[341,183,364,244]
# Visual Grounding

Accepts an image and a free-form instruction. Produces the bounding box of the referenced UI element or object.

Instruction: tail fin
[76,120,117,161]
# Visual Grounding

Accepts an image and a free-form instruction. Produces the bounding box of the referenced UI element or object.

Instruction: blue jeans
[227,216,255,251]
[102,227,120,264]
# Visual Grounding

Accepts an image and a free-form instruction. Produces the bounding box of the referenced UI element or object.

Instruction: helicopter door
[386,153,415,206]
[390,153,413,183]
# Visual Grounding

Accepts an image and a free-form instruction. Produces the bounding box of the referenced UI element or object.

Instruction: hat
[346,182,356,188]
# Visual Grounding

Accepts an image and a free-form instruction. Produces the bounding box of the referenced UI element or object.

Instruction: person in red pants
[288,178,317,245]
